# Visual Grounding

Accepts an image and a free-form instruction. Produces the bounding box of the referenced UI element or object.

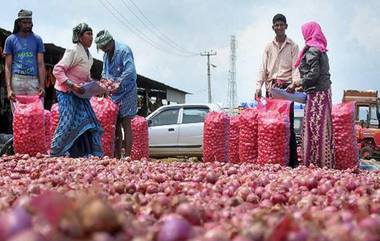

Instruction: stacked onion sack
[13,96,46,156]
[238,108,258,163]
[131,116,149,160]
[203,112,230,162]
[228,116,240,163]
[257,99,291,166]
[50,103,59,138]
[91,97,119,157]
[332,101,359,169]
[44,110,52,153]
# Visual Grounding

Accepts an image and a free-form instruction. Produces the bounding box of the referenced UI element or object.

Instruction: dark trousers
[288,102,298,167]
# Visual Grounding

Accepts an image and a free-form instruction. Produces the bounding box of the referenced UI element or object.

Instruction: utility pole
[227,35,237,114]
[200,50,217,103]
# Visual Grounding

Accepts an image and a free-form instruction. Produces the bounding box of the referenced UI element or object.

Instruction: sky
[1,0,380,105]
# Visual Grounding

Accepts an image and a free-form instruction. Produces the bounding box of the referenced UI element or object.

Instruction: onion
[286,229,309,241]
[157,215,193,241]
[206,173,218,184]
[113,182,126,194]
[176,203,202,225]
[0,207,32,239]
[232,235,251,241]
[80,199,121,233]
[7,230,45,241]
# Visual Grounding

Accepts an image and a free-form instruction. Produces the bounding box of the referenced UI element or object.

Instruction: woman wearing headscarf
[51,23,103,157]
[287,21,335,168]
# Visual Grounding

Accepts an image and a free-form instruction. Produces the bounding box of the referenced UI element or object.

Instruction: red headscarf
[294,21,327,68]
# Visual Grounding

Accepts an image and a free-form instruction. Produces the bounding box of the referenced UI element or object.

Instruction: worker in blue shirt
[95,30,137,159]
[3,9,45,104]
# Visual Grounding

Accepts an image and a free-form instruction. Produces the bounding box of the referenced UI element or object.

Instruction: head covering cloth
[13,9,33,33]
[95,30,113,50]
[72,23,92,44]
[295,21,327,68]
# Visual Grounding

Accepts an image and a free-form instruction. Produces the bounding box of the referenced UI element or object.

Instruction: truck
[342,90,380,159]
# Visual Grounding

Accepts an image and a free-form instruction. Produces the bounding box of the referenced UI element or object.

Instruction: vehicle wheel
[360,146,373,160]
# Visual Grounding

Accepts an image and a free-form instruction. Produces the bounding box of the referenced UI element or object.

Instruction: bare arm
[5,55,12,91]
[37,53,46,92]
[255,47,269,99]
[4,55,15,101]
[291,44,301,84]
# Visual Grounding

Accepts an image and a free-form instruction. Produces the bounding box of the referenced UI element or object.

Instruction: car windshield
[358,106,370,122]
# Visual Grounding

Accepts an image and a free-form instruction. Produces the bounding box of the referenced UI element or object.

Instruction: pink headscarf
[294,21,327,68]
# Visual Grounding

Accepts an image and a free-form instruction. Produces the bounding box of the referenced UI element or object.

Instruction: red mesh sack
[131,116,149,160]
[13,96,46,156]
[50,103,59,137]
[203,112,230,162]
[238,108,258,163]
[90,97,119,157]
[332,102,359,169]
[228,115,240,163]
[257,99,291,165]
[44,110,52,153]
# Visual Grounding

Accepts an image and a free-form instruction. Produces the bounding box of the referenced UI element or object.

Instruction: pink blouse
[53,43,93,92]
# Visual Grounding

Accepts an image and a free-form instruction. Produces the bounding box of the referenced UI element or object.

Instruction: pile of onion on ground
[0,154,379,241]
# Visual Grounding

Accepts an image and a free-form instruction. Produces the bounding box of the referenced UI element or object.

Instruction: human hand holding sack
[99,79,120,94]
[7,89,16,102]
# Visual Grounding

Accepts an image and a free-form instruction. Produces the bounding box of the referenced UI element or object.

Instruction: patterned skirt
[302,88,335,168]
[50,91,103,157]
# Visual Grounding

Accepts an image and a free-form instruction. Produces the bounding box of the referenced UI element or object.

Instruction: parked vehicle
[343,90,380,159]
[146,103,223,157]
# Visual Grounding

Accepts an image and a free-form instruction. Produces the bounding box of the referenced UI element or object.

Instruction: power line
[126,0,198,55]
[120,0,198,56]
[98,0,163,51]
[97,0,197,57]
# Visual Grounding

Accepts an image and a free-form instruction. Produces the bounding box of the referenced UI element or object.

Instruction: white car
[146,103,223,157]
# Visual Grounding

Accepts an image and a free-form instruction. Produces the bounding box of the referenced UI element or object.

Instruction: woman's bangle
[66,79,73,88]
